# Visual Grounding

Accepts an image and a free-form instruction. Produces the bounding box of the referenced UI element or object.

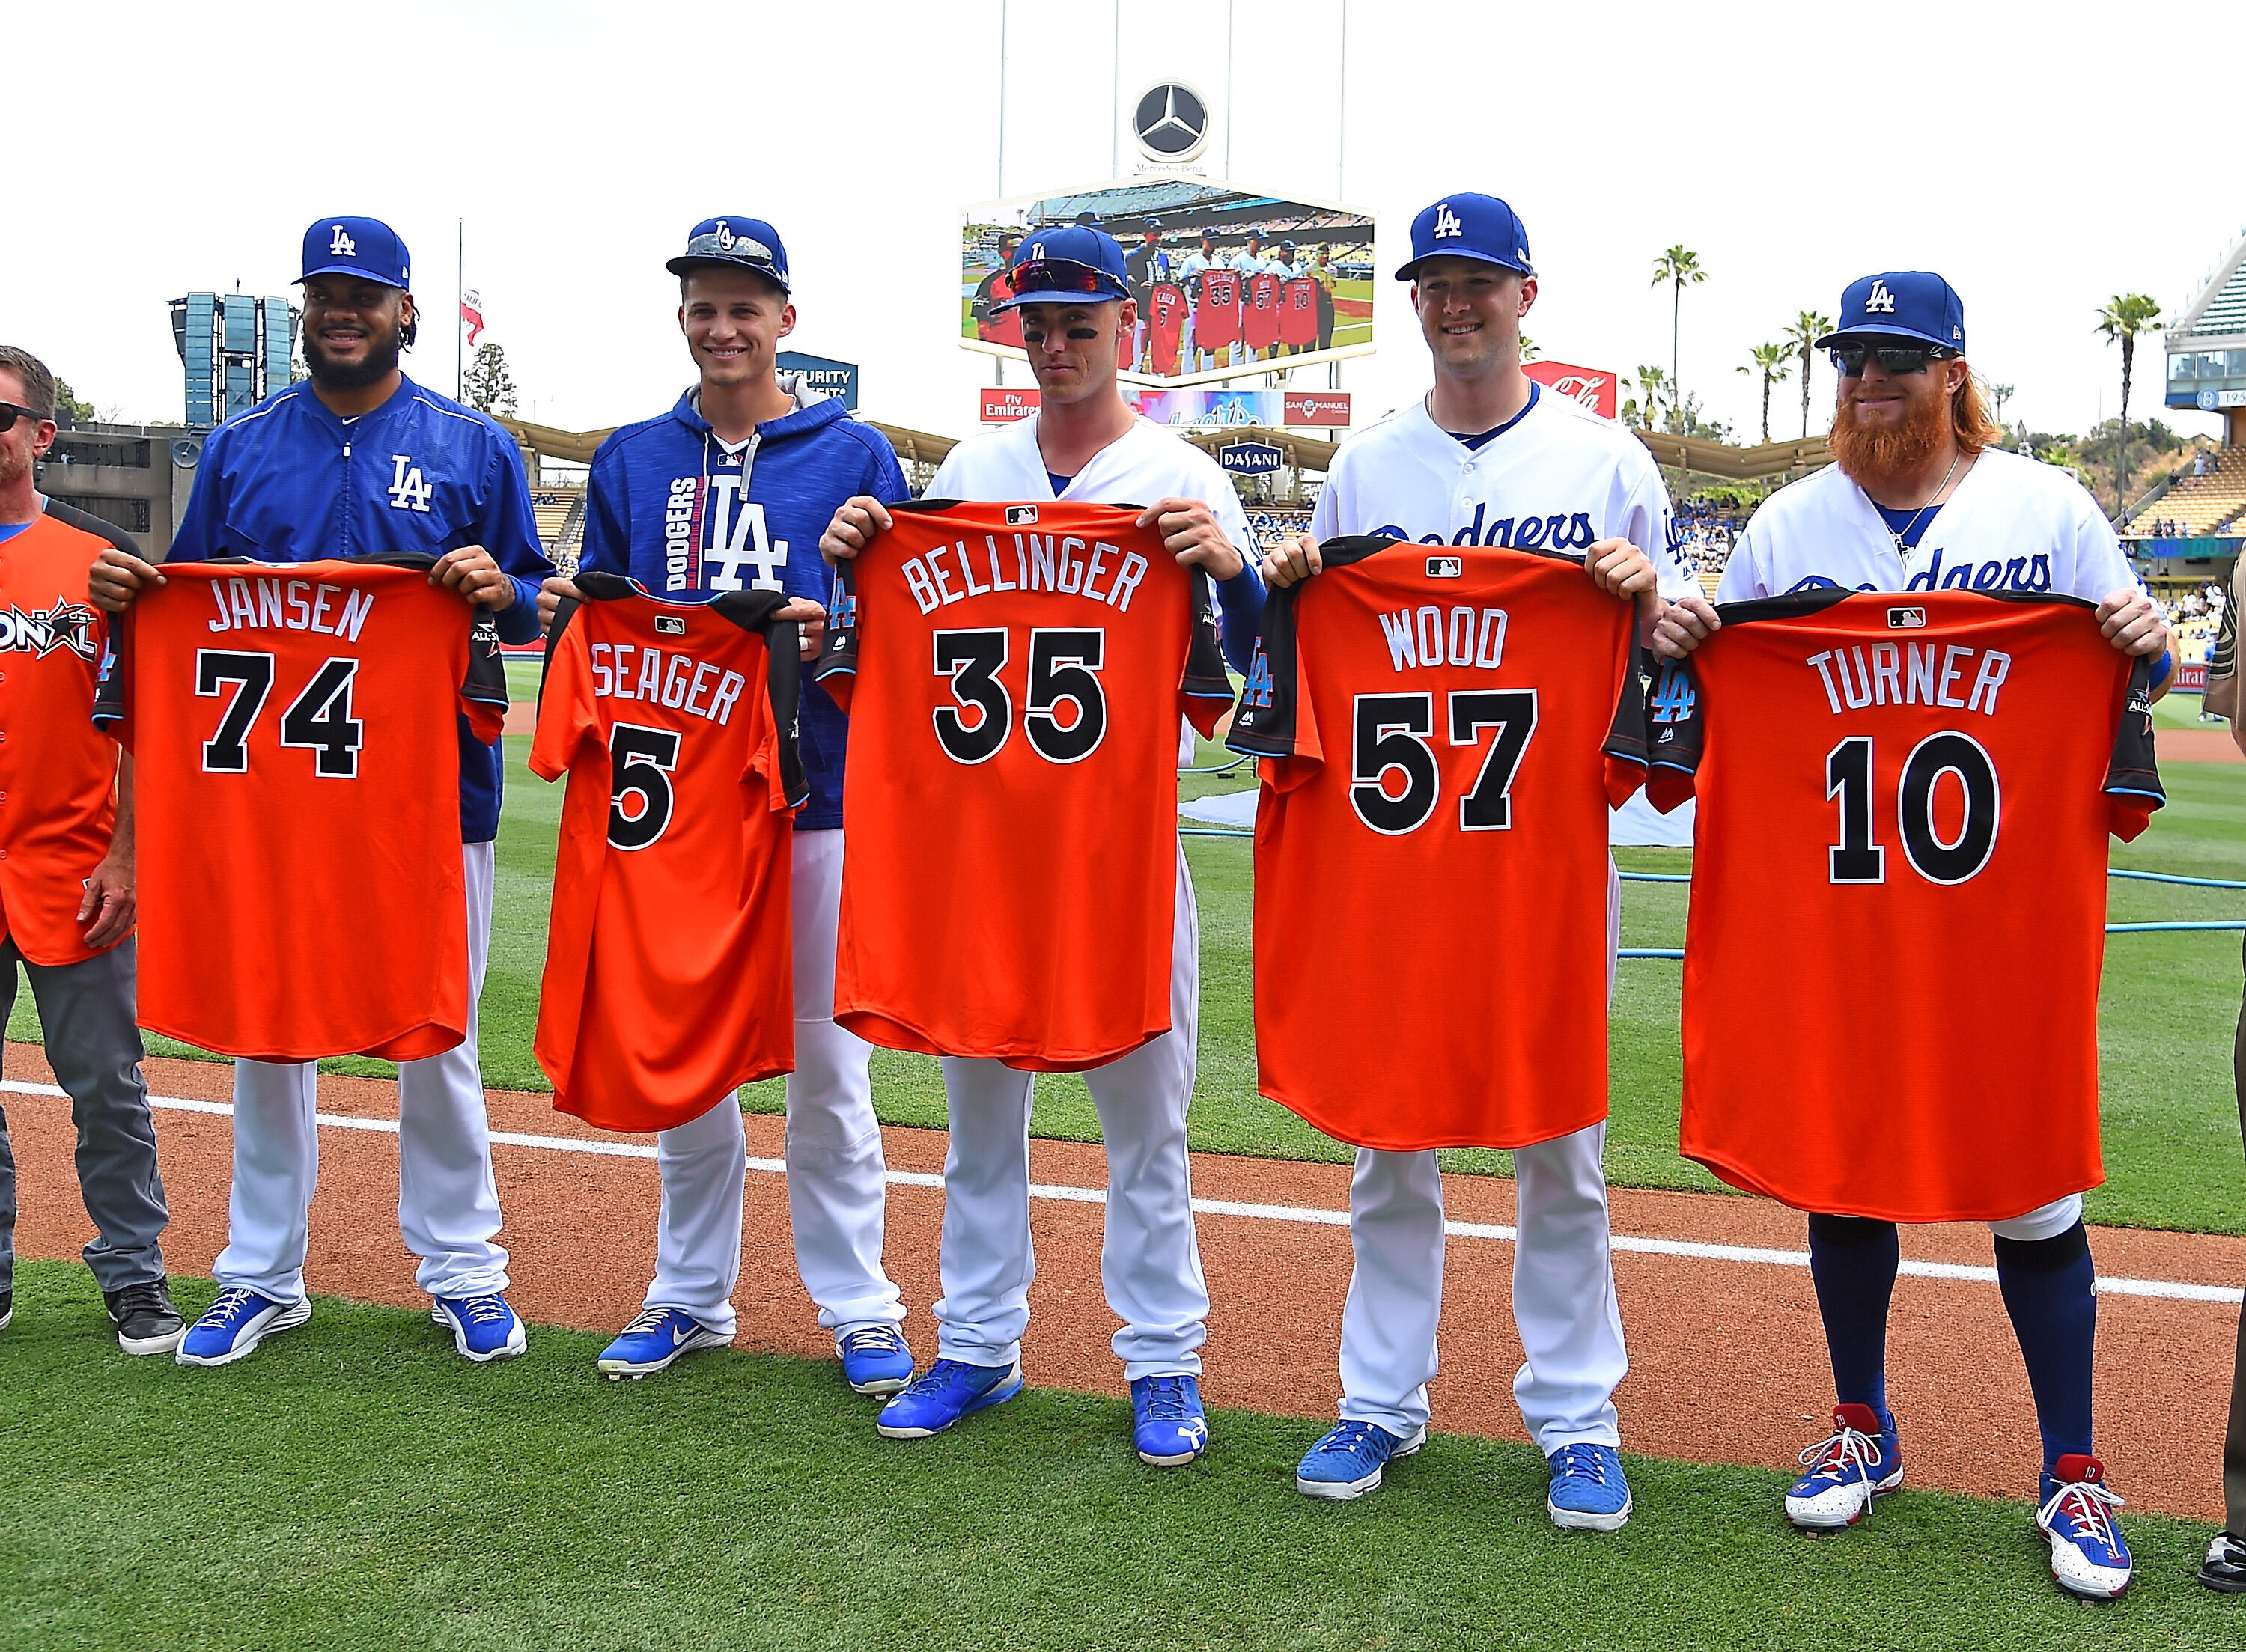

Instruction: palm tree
[1634,364,1669,432]
[2094,293,2161,499]
[1737,342,1792,445]
[1649,246,1706,403]
[1782,310,1832,439]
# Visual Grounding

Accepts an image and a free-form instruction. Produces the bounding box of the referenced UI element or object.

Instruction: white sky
[14,0,2245,452]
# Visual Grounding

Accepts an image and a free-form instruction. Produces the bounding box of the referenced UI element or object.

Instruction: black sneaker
[104,1278,185,1356]
[2203,1532,2246,1594]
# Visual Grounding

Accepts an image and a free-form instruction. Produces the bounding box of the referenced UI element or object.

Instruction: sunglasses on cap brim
[1008,260,1126,302]
[0,401,51,433]
[1829,341,1960,377]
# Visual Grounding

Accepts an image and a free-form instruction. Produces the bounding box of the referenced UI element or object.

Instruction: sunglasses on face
[0,401,51,433]
[1008,259,1125,300]
[1829,342,1959,377]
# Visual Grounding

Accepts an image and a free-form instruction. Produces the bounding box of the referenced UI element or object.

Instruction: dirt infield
[7,1041,2240,1521]
[2158,728,2245,764]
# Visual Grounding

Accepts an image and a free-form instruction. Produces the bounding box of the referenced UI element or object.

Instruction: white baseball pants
[641,828,901,1339]
[216,841,508,1303]
[1334,861,1630,1452]
[932,842,1208,1381]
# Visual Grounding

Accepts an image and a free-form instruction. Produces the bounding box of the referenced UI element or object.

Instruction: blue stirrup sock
[1993,1220,2098,1476]
[1807,1213,1900,1430]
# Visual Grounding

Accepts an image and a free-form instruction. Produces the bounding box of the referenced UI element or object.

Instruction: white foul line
[12,1079,2236,1307]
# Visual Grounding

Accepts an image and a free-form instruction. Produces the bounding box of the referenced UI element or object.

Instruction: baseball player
[1259,193,1690,1528]
[821,224,1267,1466]
[1652,270,2167,1597]
[88,216,552,1367]
[0,345,179,1357]
[1227,234,1271,368]
[535,216,918,1393]
[2203,564,2246,1595]
[1124,219,1169,374]
[1178,234,1219,370]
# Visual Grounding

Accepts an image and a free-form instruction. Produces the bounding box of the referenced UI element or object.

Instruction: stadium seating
[2133,449,2246,537]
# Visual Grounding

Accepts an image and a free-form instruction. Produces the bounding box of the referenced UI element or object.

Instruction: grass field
[12,678,2246,1233]
[7,1259,2241,1652]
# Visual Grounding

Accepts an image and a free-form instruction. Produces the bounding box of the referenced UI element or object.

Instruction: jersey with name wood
[1645,590,2161,1222]
[94,558,506,1061]
[815,499,1232,1070]
[1229,540,1648,1150]
[530,575,806,1132]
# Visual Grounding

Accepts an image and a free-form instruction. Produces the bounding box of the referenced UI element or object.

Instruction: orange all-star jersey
[1279,277,1320,350]
[1196,269,1242,349]
[1244,272,1282,350]
[0,502,128,966]
[1227,540,1649,1150]
[1148,281,1187,376]
[530,576,805,1133]
[1644,589,2162,1222]
[815,499,1232,1070]
[94,555,505,1061]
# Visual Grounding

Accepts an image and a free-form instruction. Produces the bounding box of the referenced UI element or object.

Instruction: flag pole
[456,217,465,400]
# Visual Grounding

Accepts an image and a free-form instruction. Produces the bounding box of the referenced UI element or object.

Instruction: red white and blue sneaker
[1547,1442,1633,1531]
[837,1323,916,1395]
[1130,1374,1209,1466]
[430,1293,526,1363]
[2037,1454,2132,1598]
[875,1356,1024,1439]
[1786,1403,1903,1529]
[1295,1419,1425,1500]
[597,1307,732,1380]
[174,1287,311,1367]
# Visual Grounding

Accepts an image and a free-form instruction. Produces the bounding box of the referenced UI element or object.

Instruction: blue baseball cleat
[431,1293,526,1363]
[875,1357,1023,1438]
[1130,1374,1209,1466]
[597,1307,732,1380]
[174,1287,311,1367]
[1786,1403,1903,1529]
[838,1323,916,1395]
[1547,1442,1633,1531]
[2038,1454,2132,1598]
[1296,1418,1425,1500]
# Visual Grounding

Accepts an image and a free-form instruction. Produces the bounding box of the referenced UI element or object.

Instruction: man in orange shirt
[0,346,178,1356]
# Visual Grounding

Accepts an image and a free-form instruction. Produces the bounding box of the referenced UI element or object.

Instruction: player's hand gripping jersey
[816,500,1231,1070]
[1229,540,1650,1149]
[1646,591,2163,1222]
[94,556,505,1061]
[531,575,807,1132]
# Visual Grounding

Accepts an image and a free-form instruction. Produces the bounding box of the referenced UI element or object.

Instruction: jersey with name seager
[815,499,1232,1070]
[1229,540,1650,1150]
[1312,388,1698,600]
[1645,590,2162,1222]
[1716,445,2133,603]
[531,575,806,1133]
[94,556,507,1061]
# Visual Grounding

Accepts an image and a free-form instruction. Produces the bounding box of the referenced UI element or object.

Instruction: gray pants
[0,937,168,1293]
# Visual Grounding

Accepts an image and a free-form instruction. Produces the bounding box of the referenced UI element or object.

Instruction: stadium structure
[2131,228,2246,582]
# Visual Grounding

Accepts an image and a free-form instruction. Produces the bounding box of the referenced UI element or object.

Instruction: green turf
[4,1262,2236,1652]
[10,707,2243,1231]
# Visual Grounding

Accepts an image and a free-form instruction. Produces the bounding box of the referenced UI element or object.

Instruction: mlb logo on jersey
[1865,279,1896,314]
[654,615,687,636]
[1006,505,1041,525]
[1426,556,1464,579]
[1888,606,1928,629]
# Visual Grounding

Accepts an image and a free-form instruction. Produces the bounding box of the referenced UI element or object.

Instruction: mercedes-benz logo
[1133,82,1210,163]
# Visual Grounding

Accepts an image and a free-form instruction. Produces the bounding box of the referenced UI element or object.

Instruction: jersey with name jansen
[531,576,806,1131]
[1231,540,1650,1150]
[1646,591,2161,1221]
[96,557,505,1061]
[816,500,1231,1070]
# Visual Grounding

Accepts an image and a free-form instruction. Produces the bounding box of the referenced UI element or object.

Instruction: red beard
[1829,381,1950,488]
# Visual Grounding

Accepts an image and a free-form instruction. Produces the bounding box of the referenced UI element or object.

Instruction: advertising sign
[2198,388,2246,411]
[2174,660,2210,692]
[1219,442,1285,475]
[1523,359,1619,421]
[776,351,857,411]
[964,173,1375,388]
[979,388,1353,429]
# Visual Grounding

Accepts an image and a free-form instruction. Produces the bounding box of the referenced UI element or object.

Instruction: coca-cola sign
[1522,359,1618,421]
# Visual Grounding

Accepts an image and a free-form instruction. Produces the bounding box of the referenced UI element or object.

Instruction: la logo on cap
[715,222,737,249]
[1865,278,1896,314]
[1432,204,1464,240]
[329,225,356,257]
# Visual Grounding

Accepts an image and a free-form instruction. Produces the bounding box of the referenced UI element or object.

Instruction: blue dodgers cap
[666,216,791,291]
[1816,272,1965,352]
[1396,193,1533,281]
[992,225,1130,312]
[299,216,410,288]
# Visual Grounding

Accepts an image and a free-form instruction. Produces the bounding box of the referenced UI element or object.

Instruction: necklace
[1883,449,1965,562]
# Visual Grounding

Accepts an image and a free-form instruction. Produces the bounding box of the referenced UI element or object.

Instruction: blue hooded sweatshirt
[576,380,908,829]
